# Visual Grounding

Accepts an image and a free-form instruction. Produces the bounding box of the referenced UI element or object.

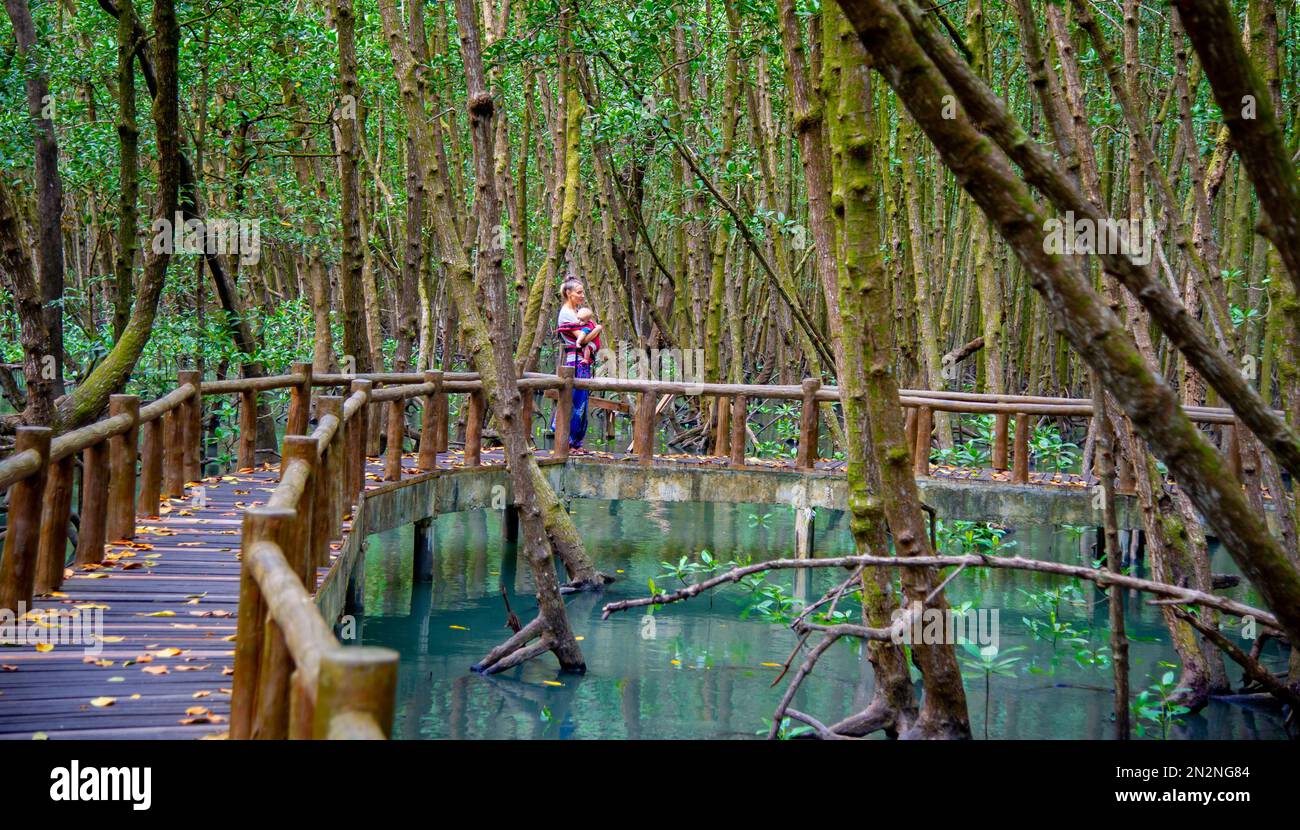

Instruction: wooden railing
[0,373,199,612]
[0,364,1266,739]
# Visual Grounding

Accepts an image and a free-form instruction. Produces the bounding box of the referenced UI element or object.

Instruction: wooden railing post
[465,388,484,467]
[729,395,747,467]
[230,542,263,739]
[384,397,405,481]
[992,412,1010,471]
[1012,414,1030,484]
[139,416,164,517]
[418,370,441,470]
[634,389,656,462]
[348,379,372,500]
[178,369,202,483]
[35,454,74,593]
[286,361,313,437]
[913,406,933,477]
[520,383,535,448]
[281,436,319,586]
[553,366,574,460]
[904,407,918,454]
[163,407,185,498]
[367,388,384,459]
[317,396,344,551]
[714,395,730,457]
[231,506,297,740]
[106,394,140,542]
[310,434,332,573]
[312,646,399,739]
[796,379,821,470]
[0,426,51,612]
[238,388,258,470]
[434,375,449,453]
[332,403,347,539]
[75,439,110,566]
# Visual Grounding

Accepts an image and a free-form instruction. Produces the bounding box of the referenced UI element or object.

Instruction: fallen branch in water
[1172,607,1300,707]
[784,709,857,740]
[600,552,1278,630]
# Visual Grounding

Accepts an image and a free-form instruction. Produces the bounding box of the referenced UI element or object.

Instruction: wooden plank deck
[0,445,541,740]
[0,441,1086,741]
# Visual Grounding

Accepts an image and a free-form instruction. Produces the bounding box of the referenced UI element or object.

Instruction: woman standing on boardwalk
[553,279,602,451]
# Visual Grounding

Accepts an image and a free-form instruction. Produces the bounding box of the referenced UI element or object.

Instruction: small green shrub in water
[1132,666,1192,739]
[659,549,724,585]
[960,643,1026,739]
[935,519,1016,556]
[757,717,813,740]
[741,582,801,625]
[1019,584,1113,675]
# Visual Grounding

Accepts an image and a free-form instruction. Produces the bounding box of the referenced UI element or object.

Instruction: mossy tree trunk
[449,0,585,673]
[837,0,1300,649]
[828,3,970,739]
[822,7,919,737]
[333,0,374,376]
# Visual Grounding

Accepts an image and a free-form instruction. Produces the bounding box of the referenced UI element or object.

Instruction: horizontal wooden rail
[542,387,630,413]
[200,373,306,395]
[244,538,334,688]
[896,396,1091,416]
[342,388,369,420]
[137,382,196,423]
[311,371,478,387]
[311,414,341,454]
[0,447,41,491]
[367,382,436,404]
[48,412,134,463]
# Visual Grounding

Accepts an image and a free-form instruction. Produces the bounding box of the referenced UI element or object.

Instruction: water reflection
[354,500,1291,740]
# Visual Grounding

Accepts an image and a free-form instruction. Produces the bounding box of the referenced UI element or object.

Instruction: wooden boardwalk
[0,443,1087,741]
[0,446,542,740]
[0,453,429,740]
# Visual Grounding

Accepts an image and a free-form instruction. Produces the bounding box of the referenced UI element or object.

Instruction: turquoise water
[353,500,1292,740]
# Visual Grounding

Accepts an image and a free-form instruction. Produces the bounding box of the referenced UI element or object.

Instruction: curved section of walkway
[0,447,1114,740]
